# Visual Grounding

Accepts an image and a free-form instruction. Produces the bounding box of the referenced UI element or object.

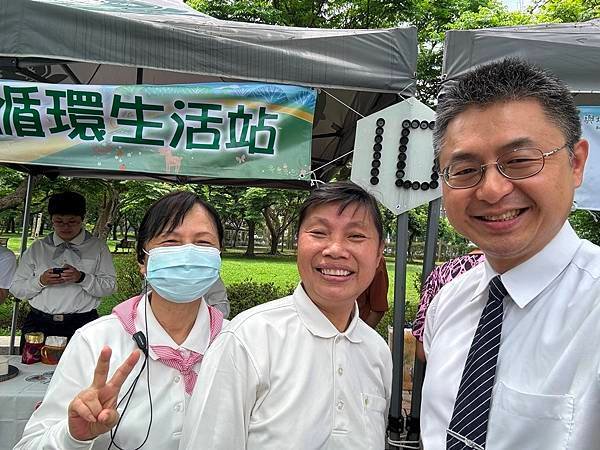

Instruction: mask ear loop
[107,279,153,450]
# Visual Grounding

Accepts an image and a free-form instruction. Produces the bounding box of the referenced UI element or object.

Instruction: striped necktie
[446,275,507,450]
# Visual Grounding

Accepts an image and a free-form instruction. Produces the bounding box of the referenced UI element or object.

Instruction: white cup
[0,355,8,376]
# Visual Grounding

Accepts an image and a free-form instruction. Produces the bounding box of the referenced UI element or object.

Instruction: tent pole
[9,173,34,355]
[405,197,441,444]
[388,212,409,448]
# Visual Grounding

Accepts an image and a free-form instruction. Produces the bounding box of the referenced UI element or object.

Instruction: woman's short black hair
[48,192,86,219]
[136,191,224,264]
[297,181,384,242]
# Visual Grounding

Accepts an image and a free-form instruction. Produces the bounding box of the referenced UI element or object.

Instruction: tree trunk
[244,220,256,257]
[92,183,120,241]
[0,175,42,212]
[269,233,279,255]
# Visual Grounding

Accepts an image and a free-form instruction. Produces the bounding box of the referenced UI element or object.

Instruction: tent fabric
[0,0,417,187]
[443,19,600,93]
[0,0,417,93]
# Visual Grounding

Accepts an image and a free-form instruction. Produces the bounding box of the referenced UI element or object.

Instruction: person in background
[10,192,116,352]
[15,191,228,450]
[356,257,389,328]
[180,181,392,450]
[0,244,16,304]
[412,246,484,361]
[204,276,230,318]
[421,58,599,450]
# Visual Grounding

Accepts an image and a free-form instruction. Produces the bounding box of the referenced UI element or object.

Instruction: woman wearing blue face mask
[15,191,228,450]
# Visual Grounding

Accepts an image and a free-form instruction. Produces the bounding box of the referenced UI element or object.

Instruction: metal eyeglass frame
[440,144,570,189]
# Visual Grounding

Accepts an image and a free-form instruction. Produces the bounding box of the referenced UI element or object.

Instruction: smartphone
[52,267,65,275]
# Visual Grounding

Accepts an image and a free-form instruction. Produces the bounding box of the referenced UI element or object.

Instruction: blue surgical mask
[144,244,221,303]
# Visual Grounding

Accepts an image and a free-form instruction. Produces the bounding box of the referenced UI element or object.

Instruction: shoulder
[225,295,294,334]
[571,240,600,280]
[0,247,16,263]
[75,313,128,344]
[356,321,391,359]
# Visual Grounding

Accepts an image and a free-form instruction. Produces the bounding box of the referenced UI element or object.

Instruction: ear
[571,139,589,189]
[138,261,146,277]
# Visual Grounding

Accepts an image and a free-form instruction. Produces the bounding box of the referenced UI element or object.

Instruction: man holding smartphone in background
[11,192,116,352]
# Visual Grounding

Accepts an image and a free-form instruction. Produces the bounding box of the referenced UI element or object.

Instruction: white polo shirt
[180,284,392,450]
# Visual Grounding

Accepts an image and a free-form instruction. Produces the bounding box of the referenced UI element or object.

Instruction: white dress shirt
[180,284,392,450]
[10,231,116,313]
[0,246,16,288]
[14,295,227,450]
[422,222,600,450]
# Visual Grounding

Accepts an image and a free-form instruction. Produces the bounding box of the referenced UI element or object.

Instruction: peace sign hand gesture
[68,346,141,441]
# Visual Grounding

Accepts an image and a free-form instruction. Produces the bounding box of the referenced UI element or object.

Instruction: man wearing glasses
[421,58,599,450]
[11,192,116,352]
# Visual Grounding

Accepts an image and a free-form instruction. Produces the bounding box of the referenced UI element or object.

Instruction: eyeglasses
[441,145,569,189]
[52,219,81,227]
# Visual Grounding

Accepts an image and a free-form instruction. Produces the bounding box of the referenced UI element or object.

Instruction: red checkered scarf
[112,295,223,395]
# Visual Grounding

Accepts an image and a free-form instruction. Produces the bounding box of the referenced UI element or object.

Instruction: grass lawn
[0,244,423,334]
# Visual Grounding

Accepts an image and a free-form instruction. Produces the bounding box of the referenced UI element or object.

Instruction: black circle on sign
[371,160,381,168]
[420,182,430,190]
[370,177,379,185]
[396,161,406,169]
[420,120,429,130]
[429,121,435,130]
[376,118,385,127]
[375,127,384,136]
[399,136,409,146]
[411,120,420,129]
[371,168,379,177]
[397,153,407,162]
[430,180,439,189]
[398,145,407,153]
[402,120,411,129]
[396,170,405,178]
[373,152,381,160]
[411,181,420,190]
[430,172,439,181]
[403,180,412,189]
[373,143,382,152]
[395,179,404,187]
[374,135,383,144]
[401,128,410,137]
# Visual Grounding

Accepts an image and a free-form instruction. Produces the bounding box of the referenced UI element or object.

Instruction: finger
[79,390,104,418]
[98,408,120,429]
[91,347,112,389]
[108,350,141,390]
[69,397,97,423]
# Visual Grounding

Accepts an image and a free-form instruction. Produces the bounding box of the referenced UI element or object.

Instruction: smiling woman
[181,181,392,450]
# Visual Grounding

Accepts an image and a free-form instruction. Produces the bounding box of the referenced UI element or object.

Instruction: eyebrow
[158,230,217,239]
[446,137,539,165]
[304,216,372,231]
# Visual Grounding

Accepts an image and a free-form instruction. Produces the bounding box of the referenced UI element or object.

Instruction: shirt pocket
[487,381,574,450]
[361,393,387,450]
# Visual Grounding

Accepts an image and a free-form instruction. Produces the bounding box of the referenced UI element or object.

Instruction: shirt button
[337,400,344,411]
[174,376,181,383]
[174,402,183,412]
[337,367,343,376]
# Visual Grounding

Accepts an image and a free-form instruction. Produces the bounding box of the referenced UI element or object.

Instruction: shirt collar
[293,284,362,343]
[52,229,85,246]
[472,221,581,308]
[134,294,210,359]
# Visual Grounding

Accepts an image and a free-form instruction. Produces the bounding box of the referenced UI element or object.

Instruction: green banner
[0,81,315,180]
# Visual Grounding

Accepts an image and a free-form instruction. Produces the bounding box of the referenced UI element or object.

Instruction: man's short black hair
[297,181,384,242]
[136,191,224,264]
[434,58,581,162]
[48,192,86,219]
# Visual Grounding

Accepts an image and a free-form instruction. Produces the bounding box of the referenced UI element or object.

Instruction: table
[0,357,53,450]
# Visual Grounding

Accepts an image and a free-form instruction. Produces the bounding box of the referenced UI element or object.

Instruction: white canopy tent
[0,0,418,186]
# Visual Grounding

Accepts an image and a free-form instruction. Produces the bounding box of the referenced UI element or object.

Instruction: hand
[68,346,141,441]
[60,264,81,284]
[39,269,65,286]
